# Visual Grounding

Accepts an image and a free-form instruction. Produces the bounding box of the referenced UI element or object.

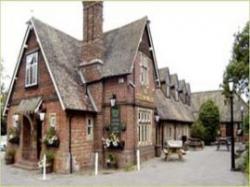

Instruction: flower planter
[46,139,60,148]
[107,162,118,169]
[8,137,19,144]
[39,163,53,174]
[5,157,14,165]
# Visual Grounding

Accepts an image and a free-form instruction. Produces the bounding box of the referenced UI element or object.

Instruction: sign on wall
[110,106,123,133]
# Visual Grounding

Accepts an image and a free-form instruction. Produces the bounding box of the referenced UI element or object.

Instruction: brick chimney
[82,1,104,64]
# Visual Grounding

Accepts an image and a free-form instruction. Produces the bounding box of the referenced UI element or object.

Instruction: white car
[0,135,7,151]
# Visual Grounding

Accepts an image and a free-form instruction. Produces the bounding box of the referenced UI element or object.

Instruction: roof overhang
[3,18,66,115]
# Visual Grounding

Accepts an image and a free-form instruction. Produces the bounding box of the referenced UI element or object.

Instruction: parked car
[0,135,7,151]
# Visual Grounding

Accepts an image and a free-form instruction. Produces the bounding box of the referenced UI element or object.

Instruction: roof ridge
[192,89,223,94]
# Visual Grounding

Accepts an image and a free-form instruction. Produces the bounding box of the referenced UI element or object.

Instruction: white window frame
[25,52,38,87]
[138,108,152,145]
[86,117,94,140]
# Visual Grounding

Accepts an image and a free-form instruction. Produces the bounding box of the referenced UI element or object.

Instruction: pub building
[4,1,194,173]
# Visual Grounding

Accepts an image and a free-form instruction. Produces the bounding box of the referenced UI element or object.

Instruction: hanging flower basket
[43,135,60,148]
[102,133,125,150]
[8,127,20,145]
[43,127,60,148]
[8,136,19,144]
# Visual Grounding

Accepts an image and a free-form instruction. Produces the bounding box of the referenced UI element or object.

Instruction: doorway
[36,119,42,160]
[22,116,32,160]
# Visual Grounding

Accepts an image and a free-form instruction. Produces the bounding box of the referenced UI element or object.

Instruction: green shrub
[45,150,54,162]
[190,120,205,140]
[199,100,220,145]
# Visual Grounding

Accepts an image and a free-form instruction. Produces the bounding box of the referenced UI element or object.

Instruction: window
[138,108,152,145]
[86,117,94,140]
[140,54,149,86]
[25,52,38,87]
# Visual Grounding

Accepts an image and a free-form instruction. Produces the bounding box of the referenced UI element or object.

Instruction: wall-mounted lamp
[110,94,116,107]
[13,114,19,122]
[39,112,45,122]
[228,81,234,92]
[155,115,160,123]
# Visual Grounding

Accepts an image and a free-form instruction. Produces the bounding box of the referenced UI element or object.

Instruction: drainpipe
[69,115,73,174]
[174,124,177,140]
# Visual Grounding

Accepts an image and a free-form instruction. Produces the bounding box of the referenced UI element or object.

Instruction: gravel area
[1,145,248,186]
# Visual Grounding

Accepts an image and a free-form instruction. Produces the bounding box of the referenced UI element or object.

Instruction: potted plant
[8,127,19,144]
[43,127,60,148]
[38,150,54,173]
[106,153,118,169]
[5,149,16,165]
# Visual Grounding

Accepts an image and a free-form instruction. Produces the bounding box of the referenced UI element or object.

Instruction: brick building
[155,67,194,148]
[4,1,194,173]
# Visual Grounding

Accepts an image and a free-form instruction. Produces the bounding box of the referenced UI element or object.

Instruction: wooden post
[137,149,140,171]
[42,154,46,180]
[95,152,98,176]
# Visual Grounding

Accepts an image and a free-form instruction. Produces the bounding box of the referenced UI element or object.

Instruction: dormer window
[175,89,179,101]
[25,52,38,87]
[140,53,149,86]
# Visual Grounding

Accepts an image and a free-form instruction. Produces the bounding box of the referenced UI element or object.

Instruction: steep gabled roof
[170,74,179,88]
[4,16,157,113]
[159,67,170,84]
[178,80,186,93]
[102,17,148,77]
[155,89,194,123]
[191,90,248,122]
[31,18,95,111]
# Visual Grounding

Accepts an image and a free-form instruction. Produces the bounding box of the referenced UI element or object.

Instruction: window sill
[25,83,38,89]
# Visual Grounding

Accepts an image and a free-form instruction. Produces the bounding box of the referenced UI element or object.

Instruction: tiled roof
[31,17,148,111]
[155,89,194,123]
[32,17,95,111]
[191,90,248,122]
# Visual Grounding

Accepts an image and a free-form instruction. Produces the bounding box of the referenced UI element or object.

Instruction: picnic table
[163,140,186,160]
[217,137,230,151]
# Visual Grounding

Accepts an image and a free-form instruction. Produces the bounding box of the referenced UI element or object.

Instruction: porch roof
[16,97,42,114]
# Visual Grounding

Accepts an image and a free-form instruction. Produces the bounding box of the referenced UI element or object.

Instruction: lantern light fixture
[13,114,19,122]
[155,115,160,123]
[39,112,45,121]
[110,94,116,107]
[228,81,234,92]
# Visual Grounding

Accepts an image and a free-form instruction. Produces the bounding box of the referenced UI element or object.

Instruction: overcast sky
[1,1,249,93]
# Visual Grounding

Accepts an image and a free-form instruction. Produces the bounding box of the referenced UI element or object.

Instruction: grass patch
[123,164,136,172]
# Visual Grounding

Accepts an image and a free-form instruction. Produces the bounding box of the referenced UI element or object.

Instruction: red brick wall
[70,114,94,171]
[5,30,95,173]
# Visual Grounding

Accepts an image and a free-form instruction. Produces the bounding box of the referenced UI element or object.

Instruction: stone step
[14,160,39,170]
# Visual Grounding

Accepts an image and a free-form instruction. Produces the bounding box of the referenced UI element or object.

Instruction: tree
[243,114,249,134]
[190,120,205,140]
[198,100,220,145]
[0,59,8,135]
[223,21,249,98]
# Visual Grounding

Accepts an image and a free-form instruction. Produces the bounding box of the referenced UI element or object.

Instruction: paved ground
[1,146,248,186]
